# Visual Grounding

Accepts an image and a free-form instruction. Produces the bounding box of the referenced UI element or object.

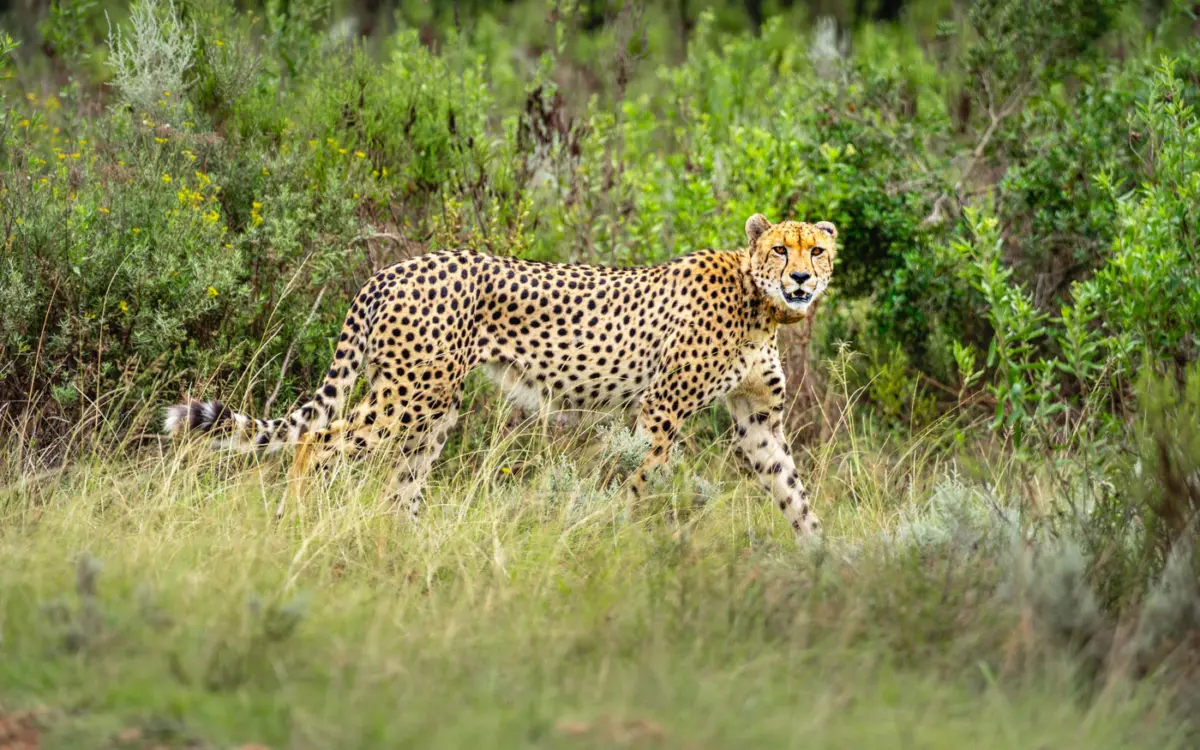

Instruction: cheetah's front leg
[726,381,820,537]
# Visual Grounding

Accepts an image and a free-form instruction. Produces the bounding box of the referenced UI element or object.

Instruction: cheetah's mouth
[783,289,813,305]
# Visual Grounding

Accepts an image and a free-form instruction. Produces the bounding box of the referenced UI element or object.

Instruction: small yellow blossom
[308,139,318,148]
[17,119,29,128]
[195,171,211,186]
[207,286,220,297]
[224,243,232,249]
[25,93,35,102]
[44,96,61,110]
[70,152,80,159]
[261,167,270,176]
[382,167,389,177]
[79,138,87,145]
[119,300,129,313]
[132,227,141,233]
[155,137,169,144]
[355,151,366,158]
[178,187,204,208]
[215,40,225,47]
[338,148,347,155]
[161,173,172,183]
[163,91,171,97]
[203,209,220,223]
[98,207,110,214]
[183,121,195,128]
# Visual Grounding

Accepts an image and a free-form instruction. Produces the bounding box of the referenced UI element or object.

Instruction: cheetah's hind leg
[380,405,460,521]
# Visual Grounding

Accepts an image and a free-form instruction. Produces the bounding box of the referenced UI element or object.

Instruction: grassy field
[0,394,1191,749]
[3,0,1199,746]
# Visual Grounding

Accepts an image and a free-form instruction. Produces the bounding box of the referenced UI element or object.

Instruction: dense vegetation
[1,0,1198,747]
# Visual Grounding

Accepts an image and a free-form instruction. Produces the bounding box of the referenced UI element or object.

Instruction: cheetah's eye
[772,245,787,256]
[812,247,825,257]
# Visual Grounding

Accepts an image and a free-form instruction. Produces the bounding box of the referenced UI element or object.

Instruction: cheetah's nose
[791,271,812,285]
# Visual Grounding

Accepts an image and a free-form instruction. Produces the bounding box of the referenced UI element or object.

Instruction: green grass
[0,410,1190,749]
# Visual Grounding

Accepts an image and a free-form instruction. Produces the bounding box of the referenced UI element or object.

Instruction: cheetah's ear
[745,214,772,246]
[815,221,838,239]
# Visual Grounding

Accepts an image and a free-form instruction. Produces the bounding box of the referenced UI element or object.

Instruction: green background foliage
[1,0,1199,745]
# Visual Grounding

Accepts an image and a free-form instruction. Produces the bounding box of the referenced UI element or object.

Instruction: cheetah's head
[744,213,837,317]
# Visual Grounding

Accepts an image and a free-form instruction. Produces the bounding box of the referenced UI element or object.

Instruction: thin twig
[922,80,1031,226]
[263,285,327,415]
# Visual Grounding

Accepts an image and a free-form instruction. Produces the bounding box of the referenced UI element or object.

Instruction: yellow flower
[382,167,389,177]
[207,286,220,297]
[14,218,22,225]
[43,96,60,111]
[17,119,29,128]
[70,152,80,159]
[98,207,110,214]
[155,137,168,144]
[261,167,270,176]
[308,139,318,148]
[57,153,67,161]
[355,151,366,158]
[183,121,194,128]
[163,91,171,97]
[119,300,129,313]
[178,187,204,208]
[252,201,263,210]
[132,227,141,233]
[203,209,220,223]
[161,173,171,183]
[215,40,225,47]
[195,171,211,186]
[500,466,512,475]
[338,148,347,155]
[79,138,87,145]
[25,92,35,102]
[224,243,232,249]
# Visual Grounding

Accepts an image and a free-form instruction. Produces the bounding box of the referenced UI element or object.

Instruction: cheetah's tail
[163,400,294,454]
[163,286,374,454]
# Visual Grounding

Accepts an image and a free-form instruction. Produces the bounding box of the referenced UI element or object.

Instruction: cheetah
[165,213,837,535]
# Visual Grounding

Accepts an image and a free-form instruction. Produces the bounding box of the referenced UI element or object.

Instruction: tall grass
[0,361,1194,748]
